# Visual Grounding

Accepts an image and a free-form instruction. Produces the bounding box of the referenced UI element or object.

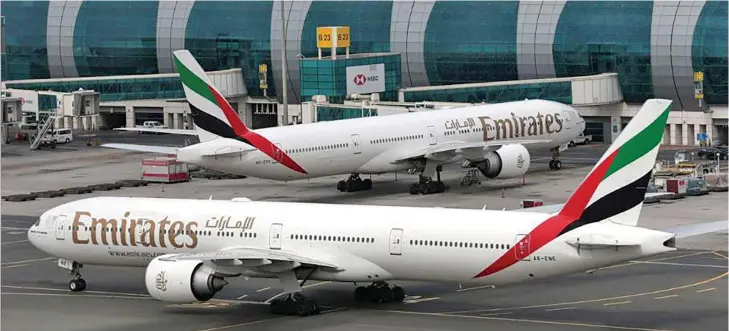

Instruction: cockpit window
[33,218,41,226]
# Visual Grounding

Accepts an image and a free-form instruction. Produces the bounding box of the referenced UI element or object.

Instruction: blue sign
[697,132,708,141]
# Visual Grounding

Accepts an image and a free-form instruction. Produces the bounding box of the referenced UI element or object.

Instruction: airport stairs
[29,116,55,150]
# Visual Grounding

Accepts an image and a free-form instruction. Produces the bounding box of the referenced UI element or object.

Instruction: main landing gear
[409,164,446,195]
[354,281,406,303]
[548,148,563,170]
[68,261,87,292]
[337,174,372,192]
[269,270,322,317]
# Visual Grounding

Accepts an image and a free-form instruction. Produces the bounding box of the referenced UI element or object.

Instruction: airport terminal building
[1,0,727,145]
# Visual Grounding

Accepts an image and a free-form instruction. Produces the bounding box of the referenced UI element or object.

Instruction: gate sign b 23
[346,63,386,95]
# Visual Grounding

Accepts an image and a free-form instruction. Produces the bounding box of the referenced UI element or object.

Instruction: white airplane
[28,98,727,316]
[103,50,586,195]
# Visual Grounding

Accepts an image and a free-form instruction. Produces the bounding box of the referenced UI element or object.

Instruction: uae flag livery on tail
[172,50,307,175]
[475,99,673,278]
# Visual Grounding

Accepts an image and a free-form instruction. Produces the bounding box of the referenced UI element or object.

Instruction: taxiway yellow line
[1,257,54,265]
[444,271,728,314]
[383,310,679,331]
[1,292,153,300]
[598,251,712,271]
[712,251,727,259]
[1,285,150,297]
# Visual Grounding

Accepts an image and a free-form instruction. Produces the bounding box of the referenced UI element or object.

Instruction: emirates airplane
[103,50,586,195]
[28,98,727,316]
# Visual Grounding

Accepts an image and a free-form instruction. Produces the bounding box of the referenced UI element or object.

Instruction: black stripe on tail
[559,171,652,236]
[189,103,252,146]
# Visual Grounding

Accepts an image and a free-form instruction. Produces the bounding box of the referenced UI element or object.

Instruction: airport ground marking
[1,257,55,265]
[456,284,496,292]
[480,312,513,316]
[383,310,679,331]
[1,264,28,269]
[236,294,248,300]
[545,306,577,312]
[598,251,712,271]
[712,251,727,259]
[696,287,716,293]
[603,300,632,306]
[2,240,29,245]
[653,294,678,300]
[264,281,332,303]
[1,285,150,297]
[1,292,153,300]
[195,316,294,331]
[404,296,441,304]
[633,261,727,269]
[443,271,728,314]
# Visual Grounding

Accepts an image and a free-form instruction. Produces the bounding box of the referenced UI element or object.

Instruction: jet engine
[472,144,530,179]
[144,255,228,303]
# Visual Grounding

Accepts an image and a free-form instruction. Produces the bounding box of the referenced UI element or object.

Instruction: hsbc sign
[346,63,385,95]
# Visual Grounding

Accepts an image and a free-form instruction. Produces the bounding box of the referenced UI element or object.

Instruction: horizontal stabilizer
[113,127,198,135]
[101,143,178,155]
[661,220,728,239]
[564,233,641,249]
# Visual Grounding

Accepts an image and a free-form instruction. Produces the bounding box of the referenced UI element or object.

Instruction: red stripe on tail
[474,148,620,278]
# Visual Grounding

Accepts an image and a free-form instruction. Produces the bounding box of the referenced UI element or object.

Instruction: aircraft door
[350,134,362,154]
[427,126,437,145]
[55,215,66,240]
[389,228,403,255]
[514,234,531,261]
[269,223,283,249]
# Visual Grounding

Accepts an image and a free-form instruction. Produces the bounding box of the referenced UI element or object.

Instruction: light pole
[280,0,289,126]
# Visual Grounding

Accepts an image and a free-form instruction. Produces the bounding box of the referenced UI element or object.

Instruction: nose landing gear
[67,261,86,292]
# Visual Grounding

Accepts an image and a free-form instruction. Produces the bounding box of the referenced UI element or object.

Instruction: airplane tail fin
[172,49,251,143]
[555,99,672,229]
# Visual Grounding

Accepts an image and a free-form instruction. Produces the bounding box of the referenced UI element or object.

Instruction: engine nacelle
[145,256,228,303]
[473,144,530,179]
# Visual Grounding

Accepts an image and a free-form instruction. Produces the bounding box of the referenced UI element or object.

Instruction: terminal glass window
[403,82,572,104]
[692,0,728,105]
[424,1,519,86]
[73,1,159,77]
[186,1,274,97]
[553,1,653,103]
[0,1,49,80]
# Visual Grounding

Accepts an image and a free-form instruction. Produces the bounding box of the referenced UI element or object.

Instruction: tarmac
[2,132,728,331]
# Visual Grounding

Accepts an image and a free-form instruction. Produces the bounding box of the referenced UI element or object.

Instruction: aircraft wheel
[379,286,394,303]
[409,184,419,195]
[418,182,429,195]
[337,180,346,192]
[553,160,562,170]
[363,179,372,190]
[354,286,368,302]
[69,279,85,292]
[548,160,555,170]
[392,286,405,302]
[297,300,317,317]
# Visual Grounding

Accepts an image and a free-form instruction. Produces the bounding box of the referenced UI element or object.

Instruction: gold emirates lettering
[71,211,199,249]
[476,112,563,141]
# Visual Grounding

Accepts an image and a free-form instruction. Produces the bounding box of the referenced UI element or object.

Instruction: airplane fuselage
[29,197,674,286]
[178,100,585,181]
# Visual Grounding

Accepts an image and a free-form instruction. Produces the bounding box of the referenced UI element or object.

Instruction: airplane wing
[391,139,551,163]
[158,246,343,272]
[113,127,198,135]
[101,143,179,155]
